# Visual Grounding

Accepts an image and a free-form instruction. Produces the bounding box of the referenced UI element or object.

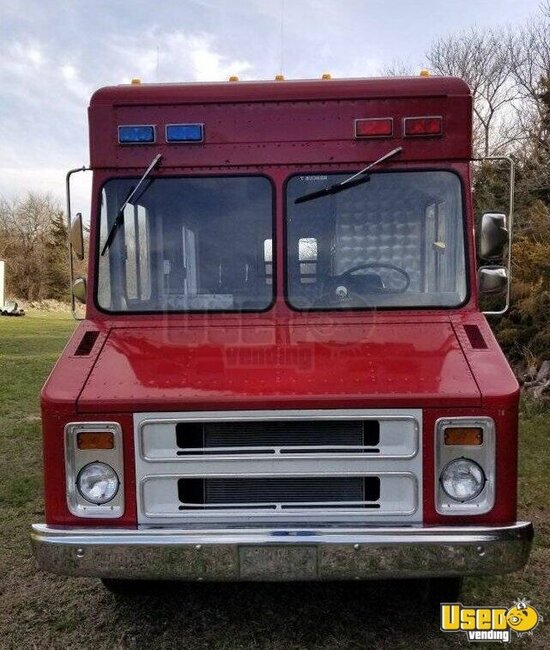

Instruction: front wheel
[420,577,463,607]
[101,578,158,595]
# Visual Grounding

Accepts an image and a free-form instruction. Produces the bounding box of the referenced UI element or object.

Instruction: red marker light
[355,118,393,138]
[404,116,442,136]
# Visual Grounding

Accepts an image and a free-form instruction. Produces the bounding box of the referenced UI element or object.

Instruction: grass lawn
[0,311,548,649]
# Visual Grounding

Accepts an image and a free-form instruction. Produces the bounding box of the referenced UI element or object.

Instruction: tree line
[0,194,70,303]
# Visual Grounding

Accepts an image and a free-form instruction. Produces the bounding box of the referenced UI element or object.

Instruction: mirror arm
[472,156,515,315]
[66,166,90,320]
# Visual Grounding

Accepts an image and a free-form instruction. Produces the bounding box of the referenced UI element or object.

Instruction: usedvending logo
[441,599,542,643]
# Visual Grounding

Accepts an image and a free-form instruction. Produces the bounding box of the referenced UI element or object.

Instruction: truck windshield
[286,170,467,310]
[97,176,273,312]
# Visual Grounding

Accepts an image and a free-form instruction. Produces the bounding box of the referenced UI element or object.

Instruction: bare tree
[504,9,550,216]
[381,60,415,77]
[427,28,518,156]
[508,12,550,147]
[0,193,67,301]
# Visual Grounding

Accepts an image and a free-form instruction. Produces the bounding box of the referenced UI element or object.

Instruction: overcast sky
[0,0,543,217]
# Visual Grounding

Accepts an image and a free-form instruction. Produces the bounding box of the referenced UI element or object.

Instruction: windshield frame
[283,167,470,313]
[93,172,277,316]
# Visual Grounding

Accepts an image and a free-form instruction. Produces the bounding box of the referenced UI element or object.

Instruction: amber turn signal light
[444,427,483,446]
[77,431,114,450]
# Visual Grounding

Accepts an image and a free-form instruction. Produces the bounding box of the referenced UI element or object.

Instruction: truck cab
[32,76,532,598]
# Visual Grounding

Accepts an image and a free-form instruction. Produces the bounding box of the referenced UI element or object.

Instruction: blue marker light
[118,125,156,144]
[166,123,204,143]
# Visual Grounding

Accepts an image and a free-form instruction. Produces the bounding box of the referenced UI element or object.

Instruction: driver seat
[333,192,421,292]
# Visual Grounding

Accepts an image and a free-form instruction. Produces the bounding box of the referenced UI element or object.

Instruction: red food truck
[31,75,532,599]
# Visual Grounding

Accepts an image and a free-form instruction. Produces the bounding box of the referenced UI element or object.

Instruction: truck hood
[77,322,481,413]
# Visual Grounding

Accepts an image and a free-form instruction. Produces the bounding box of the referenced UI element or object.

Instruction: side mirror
[479,212,508,260]
[478,266,508,295]
[70,212,84,261]
[72,277,87,304]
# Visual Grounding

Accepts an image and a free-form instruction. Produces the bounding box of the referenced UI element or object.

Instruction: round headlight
[440,458,486,502]
[77,462,119,504]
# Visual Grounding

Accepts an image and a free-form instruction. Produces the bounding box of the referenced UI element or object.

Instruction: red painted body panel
[40,77,521,530]
[90,77,470,106]
[89,78,472,169]
[77,322,481,413]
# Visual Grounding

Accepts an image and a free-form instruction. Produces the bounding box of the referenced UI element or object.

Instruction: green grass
[0,311,548,649]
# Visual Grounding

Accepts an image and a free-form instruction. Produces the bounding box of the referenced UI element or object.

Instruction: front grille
[135,409,422,524]
[175,420,380,455]
[178,476,381,510]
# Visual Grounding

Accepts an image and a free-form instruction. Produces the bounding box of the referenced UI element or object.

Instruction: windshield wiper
[101,153,163,255]
[294,146,403,204]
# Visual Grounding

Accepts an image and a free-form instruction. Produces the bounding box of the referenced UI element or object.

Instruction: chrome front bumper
[31,522,533,581]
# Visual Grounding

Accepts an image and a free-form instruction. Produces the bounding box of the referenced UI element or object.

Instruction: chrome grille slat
[177,476,380,511]
[178,502,382,510]
[175,419,378,456]
[176,445,380,456]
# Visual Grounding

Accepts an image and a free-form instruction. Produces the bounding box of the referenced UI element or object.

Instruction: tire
[100,578,158,595]
[420,577,463,608]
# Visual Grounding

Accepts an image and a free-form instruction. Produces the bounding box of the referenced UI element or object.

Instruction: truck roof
[90,76,471,107]
[88,76,472,168]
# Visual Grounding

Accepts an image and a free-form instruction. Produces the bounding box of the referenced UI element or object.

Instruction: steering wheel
[336,262,410,294]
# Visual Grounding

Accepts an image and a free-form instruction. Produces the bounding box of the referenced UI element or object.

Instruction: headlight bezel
[435,417,495,515]
[65,422,124,518]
